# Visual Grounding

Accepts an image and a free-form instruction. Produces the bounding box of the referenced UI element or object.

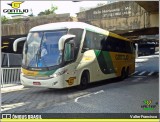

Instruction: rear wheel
[119,68,126,81]
[78,71,89,90]
[125,67,129,78]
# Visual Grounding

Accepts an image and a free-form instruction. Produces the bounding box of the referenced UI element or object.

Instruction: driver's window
[64,43,74,62]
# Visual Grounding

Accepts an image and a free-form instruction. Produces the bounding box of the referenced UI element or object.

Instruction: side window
[125,41,132,53]
[106,36,132,53]
[68,29,83,59]
[131,42,136,53]
[68,29,83,48]
[106,36,114,52]
[105,37,110,51]
[83,31,93,49]
[83,31,106,50]
[94,33,105,50]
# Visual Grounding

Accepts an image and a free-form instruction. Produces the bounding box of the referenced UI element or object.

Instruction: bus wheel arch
[78,70,90,90]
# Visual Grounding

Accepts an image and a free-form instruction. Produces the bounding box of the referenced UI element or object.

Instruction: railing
[1,67,21,88]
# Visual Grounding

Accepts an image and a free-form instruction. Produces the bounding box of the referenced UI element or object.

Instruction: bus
[13,22,135,89]
[138,43,156,56]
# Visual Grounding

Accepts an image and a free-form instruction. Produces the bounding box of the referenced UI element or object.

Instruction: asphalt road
[1,54,159,116]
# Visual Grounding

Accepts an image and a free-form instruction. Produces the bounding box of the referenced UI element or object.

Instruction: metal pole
[7,53,10,67]
[1,68,4,88]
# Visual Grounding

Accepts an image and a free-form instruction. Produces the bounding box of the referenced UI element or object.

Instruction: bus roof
[30,22,129,41]
[30,22,105,32]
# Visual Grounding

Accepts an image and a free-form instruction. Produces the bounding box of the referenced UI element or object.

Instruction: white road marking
[74,90,104,103]
[94,90,104,94]
[74,94,91,103]
[132,76,146,78]
[138,71,146,75]
[132,78,143,82]
[148,71,154,76]
[1,102,29,112]
[132,71,138,75]
[1,85,26,93]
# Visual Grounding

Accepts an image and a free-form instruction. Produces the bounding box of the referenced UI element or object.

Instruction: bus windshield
[22,30,67,68]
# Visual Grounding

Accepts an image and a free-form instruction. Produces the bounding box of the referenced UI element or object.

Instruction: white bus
[14,22,135,89]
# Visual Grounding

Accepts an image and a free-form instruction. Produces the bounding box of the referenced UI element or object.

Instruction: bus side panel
[75,50,98,84]
[93,50,117,81]
[109,52,135,77]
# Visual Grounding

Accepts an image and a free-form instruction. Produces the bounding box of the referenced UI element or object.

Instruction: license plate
[33,82,41,85]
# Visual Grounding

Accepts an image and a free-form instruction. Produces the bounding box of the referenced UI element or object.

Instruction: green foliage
[28,14,34,17]
[13,18,21,23]
[1,16,9,24]
[38,4,58,16]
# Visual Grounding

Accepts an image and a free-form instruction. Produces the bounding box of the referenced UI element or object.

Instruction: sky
[1,1,109,18]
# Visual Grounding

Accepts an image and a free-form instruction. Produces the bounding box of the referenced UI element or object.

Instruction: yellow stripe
[109,32,130,41]
[22,68,38,76]
[1,46,9,49]
[3,42,9,44]
[1,119,159,122]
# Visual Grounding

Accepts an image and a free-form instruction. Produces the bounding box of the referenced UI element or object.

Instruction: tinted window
[83,30,132,53]
[83,30,105,50]
[105,36,132,53]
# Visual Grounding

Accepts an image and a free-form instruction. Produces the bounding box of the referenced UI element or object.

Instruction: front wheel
[78,71,89,90]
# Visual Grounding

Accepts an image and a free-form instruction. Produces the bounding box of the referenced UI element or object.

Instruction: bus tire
[125,67,129,78]
[119,68,125,81]
[78,71,89,90]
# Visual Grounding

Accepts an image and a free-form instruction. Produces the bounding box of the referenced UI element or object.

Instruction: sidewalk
[1,85,25,93]
[1,83,21,88]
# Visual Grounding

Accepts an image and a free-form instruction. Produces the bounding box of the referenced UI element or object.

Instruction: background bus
[13,22,135,89]
[138,43,158,56]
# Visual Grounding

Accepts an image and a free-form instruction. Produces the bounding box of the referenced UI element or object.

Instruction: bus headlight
[50,73,58,78]
[50,69,68,78]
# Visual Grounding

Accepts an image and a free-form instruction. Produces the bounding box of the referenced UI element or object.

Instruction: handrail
[1,67,21,88]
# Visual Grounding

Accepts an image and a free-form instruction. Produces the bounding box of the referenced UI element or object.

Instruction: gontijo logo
[8,1,23,9]
[3,1,29,14]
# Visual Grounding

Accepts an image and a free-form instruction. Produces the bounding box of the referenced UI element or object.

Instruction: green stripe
[38,69,57,76]
[8,12,24,14]
[143,108,154,111]
[94,50,115,74]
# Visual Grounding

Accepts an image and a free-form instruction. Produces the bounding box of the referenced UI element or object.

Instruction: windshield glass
[22,30,67,68]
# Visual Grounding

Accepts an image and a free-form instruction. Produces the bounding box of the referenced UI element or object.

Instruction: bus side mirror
[13,37,27,52]
[58,34,75,51]
[64,42,75,62]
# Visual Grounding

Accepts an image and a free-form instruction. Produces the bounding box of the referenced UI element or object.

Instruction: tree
[28,9,34,17]
[38,4,58,16]
[79,7,86,12]
[1,16,9,24]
